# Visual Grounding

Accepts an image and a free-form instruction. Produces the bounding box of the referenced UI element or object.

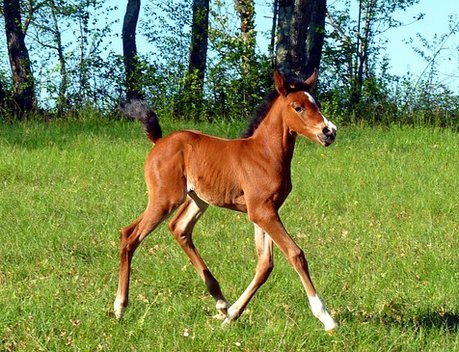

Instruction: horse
[114,69,338,332]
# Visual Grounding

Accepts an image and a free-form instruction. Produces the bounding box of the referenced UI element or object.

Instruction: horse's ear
[304,68,318,91]
[274,70,288,96]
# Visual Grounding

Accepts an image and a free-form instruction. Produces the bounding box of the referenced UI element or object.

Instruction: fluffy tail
[121,100,162,143]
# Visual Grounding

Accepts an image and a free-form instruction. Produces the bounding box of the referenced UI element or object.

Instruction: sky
[352,0,458,91]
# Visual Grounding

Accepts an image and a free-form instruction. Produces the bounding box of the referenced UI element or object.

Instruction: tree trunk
[305,0,326,75]
[270,0,279,67]
[276,0,294,75]
[122,0,143,101]
[0,80,5,109]
[181,0,209,118]
[3,0,37,115]
[276,0,326,80]
[187,0,209,88]
[235,0,256,77]
[235,0,257,108]
[77,6,88,104]
[350,0,376,106]
[49,0,69,114]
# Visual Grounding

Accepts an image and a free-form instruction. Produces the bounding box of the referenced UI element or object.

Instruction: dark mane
[241,75,309,138]
[241,90,279,138]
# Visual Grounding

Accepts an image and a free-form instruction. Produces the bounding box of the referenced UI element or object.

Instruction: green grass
[1,116,458,351]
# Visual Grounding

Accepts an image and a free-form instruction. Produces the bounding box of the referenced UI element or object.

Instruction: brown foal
[114,69,338,331]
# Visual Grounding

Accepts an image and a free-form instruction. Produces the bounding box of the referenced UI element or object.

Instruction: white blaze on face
[322,114,337,132]
[304,92,337,132]
[304,92,317,106]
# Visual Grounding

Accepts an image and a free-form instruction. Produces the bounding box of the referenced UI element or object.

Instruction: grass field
[1,116,458,351]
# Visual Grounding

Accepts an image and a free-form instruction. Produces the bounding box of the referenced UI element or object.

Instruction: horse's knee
[248,209,277,226]
[119,227,128,241]
[119,229,129,253]
[168,219,183,239]
[119,224,143,256]
[264,258,274,275]
[167,219,179,236]
[288,248,308,271]
[257,258,274,284]
[120,215,143,241]
[168,220,192,248]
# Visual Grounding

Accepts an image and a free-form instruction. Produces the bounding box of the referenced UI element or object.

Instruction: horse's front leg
[248,204,338,332]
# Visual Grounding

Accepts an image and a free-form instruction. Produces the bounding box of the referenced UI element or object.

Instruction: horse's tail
[121,100,162,144]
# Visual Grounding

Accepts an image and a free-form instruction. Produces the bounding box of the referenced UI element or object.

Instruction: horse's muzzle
[320,126,336,147]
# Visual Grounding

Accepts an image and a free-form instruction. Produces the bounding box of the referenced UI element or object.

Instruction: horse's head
[274,69,337,147]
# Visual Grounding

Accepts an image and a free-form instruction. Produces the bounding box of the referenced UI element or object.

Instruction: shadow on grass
[411,310,459,331]
[338,303,459,332]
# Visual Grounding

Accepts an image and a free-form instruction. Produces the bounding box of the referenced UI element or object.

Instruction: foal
[114,70,338,331]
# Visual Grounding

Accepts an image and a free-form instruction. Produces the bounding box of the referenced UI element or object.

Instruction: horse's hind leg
[223,224,273,323]
[114,202,179,319]
[168,196,229,318]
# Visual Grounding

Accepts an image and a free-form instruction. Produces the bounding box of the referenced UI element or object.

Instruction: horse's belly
[186,177,246,211]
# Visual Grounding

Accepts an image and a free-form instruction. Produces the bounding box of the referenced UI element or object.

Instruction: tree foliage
[319,1,458,127]
[1,0,120,115]
[0,0,457,128]
[323,0,422,105]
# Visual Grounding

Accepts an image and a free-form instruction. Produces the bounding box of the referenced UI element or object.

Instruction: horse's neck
[251,100,297,166]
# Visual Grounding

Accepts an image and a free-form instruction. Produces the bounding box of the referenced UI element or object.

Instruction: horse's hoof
[324,321,338,335]
[213,312,227,320]
[113,299,126,320]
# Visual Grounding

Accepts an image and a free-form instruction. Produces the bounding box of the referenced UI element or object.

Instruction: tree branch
[326,10,352,46]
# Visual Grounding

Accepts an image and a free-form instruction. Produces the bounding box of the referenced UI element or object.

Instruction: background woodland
[0,0,458,127]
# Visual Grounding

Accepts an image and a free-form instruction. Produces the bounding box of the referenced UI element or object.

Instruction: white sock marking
[308,295,338,331]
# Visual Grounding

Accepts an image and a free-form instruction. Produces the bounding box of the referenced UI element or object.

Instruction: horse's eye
[294,106,304,113]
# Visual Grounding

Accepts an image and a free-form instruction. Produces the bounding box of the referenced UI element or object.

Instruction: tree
[234,0,258,107]
[275,0,326,79]
[123,0,143,101]
[28,0,70,114]
[204,0,272,120]
[325,0,422,107]
[234,0,256,77]
[305,0,326,75]
[0,80,5,109]
[182,0,209,118]
[3,0,37,115]
[58,0,117,107]
[49,0,69,114]
[406,18,459,94]
[20,0,118,110]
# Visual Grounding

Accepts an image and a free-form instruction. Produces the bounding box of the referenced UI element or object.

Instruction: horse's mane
[241,74,309,138]
[241,90,279,138]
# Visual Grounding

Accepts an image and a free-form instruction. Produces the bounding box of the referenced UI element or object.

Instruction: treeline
[0,0,458,127]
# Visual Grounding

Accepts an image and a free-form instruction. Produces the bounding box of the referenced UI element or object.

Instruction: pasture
[0,116,458,351]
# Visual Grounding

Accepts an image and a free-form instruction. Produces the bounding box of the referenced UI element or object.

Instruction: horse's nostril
[323,127,331,136]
